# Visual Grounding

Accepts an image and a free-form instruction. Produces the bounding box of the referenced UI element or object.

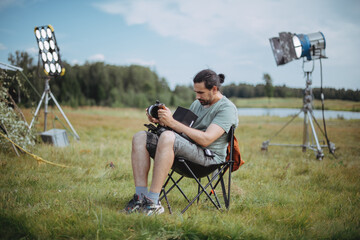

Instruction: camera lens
[148,105,159,119]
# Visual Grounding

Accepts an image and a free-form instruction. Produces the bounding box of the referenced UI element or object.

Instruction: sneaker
[142,196,164,216]
[124,194,143,214]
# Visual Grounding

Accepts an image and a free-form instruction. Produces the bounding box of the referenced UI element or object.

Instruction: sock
[147,191,160,204]
[135,186,148,199]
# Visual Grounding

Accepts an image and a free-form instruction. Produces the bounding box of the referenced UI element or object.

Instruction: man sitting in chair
[125,69,239,215]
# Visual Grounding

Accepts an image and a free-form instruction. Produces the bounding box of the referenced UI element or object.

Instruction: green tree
[172,85,195,107]
[263,73,274,102]
[7,51,36,104]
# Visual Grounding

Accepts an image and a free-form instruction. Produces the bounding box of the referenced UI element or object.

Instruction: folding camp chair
[159,125,236,214]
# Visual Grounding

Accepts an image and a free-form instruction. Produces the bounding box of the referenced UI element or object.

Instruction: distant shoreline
[230,97,360,112]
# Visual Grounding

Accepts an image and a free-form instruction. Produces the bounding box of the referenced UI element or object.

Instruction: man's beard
[198,99,211,106]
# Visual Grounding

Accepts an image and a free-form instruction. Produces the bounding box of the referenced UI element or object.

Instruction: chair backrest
[226,126,244,172]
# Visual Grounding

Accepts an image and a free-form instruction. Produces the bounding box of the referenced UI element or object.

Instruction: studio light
[34,25,65,76]
[269,31,326,66]
[263,31,335,160]
[30,25,79,141]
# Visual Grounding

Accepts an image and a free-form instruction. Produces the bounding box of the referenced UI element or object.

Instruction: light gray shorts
[145,130,218,167]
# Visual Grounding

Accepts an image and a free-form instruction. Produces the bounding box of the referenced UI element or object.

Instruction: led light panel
[34,25,65,76]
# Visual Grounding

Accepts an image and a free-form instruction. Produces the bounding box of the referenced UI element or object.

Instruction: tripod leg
[311,113,336,154]
[49,91,80,140]
[44,91,49,132]
[262,109,303,150]
[303,111,309,152]
[308,112,324,160]
[29,90,46,129]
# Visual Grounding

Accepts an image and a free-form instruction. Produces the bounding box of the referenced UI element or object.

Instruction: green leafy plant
[0,71,35,153]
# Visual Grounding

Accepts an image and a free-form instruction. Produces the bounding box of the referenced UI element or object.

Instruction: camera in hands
[147,100,165,119]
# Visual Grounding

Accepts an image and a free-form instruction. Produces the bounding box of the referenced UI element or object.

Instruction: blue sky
[0,0,359,90]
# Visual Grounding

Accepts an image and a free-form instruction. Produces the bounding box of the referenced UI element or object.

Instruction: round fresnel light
[292,35,303,59]
[269,31,326,66]
[34,25,65,77]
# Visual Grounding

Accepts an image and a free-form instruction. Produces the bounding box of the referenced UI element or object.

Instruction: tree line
[4,51,195,108]
[3,51,360,110]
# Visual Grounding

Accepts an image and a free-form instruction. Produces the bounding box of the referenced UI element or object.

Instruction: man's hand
[146,108,160,124]
[157,107,174,127]
[155,106,225,147]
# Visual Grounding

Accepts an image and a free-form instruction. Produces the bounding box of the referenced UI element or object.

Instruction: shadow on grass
[0,213,35,240]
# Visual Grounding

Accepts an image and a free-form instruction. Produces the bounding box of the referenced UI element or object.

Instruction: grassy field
[1,106,360,239]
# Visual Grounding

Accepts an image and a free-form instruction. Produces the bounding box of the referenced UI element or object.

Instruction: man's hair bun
[218,73,225,84]
[193,69,225,90]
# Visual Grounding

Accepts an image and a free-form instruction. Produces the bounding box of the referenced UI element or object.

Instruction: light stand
[29,25,80,141]
[264,31,335,160]
[261,62,335,159]
[29,78,80,140]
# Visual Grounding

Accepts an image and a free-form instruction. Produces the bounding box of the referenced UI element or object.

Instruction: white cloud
[26,47,37,55]
[0,43,6,50]
[94,0,360,48]
[71,59,80,65]
[0,0,23,10]
[93,0,360,89]
[88,53,105,62]
[91,1,304,46]
[0,0,41,11]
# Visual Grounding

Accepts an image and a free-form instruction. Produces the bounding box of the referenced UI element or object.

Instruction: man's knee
[158,130,175,147]
[132,131,147,148]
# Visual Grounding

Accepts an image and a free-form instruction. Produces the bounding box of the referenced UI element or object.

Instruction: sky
[0,0,359,90]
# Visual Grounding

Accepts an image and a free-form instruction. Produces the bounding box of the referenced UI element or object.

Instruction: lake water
[237,108,360,120]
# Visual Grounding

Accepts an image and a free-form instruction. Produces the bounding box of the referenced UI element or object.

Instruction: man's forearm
[169,120,223,148]
[158,107,224,147]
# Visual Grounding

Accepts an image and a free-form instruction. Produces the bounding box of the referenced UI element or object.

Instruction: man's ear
[212,86,218,93]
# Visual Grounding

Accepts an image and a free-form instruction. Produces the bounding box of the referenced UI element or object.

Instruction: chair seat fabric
[171,158,223,178]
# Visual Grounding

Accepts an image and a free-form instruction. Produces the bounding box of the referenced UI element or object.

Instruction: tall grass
[0,107,359,239]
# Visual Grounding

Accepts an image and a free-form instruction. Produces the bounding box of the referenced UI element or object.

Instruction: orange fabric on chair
[226,135,244,172]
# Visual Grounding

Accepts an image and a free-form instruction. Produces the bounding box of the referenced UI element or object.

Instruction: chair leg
[169,175,189,202]
[197,178,201,204]
[161,161,233,214]
[226,166,232,209]
[220,174,228,208]
[160,171,189,202]
[159,170,175,201]
[207,175,222,208]
[161,187,172,214]
[210,164,232,210]
[180,163,228,213]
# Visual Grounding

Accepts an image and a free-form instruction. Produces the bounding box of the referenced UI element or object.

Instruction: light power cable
[319,58,337,158]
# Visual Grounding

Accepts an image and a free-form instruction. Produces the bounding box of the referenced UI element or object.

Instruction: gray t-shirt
[189,96,239,163]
